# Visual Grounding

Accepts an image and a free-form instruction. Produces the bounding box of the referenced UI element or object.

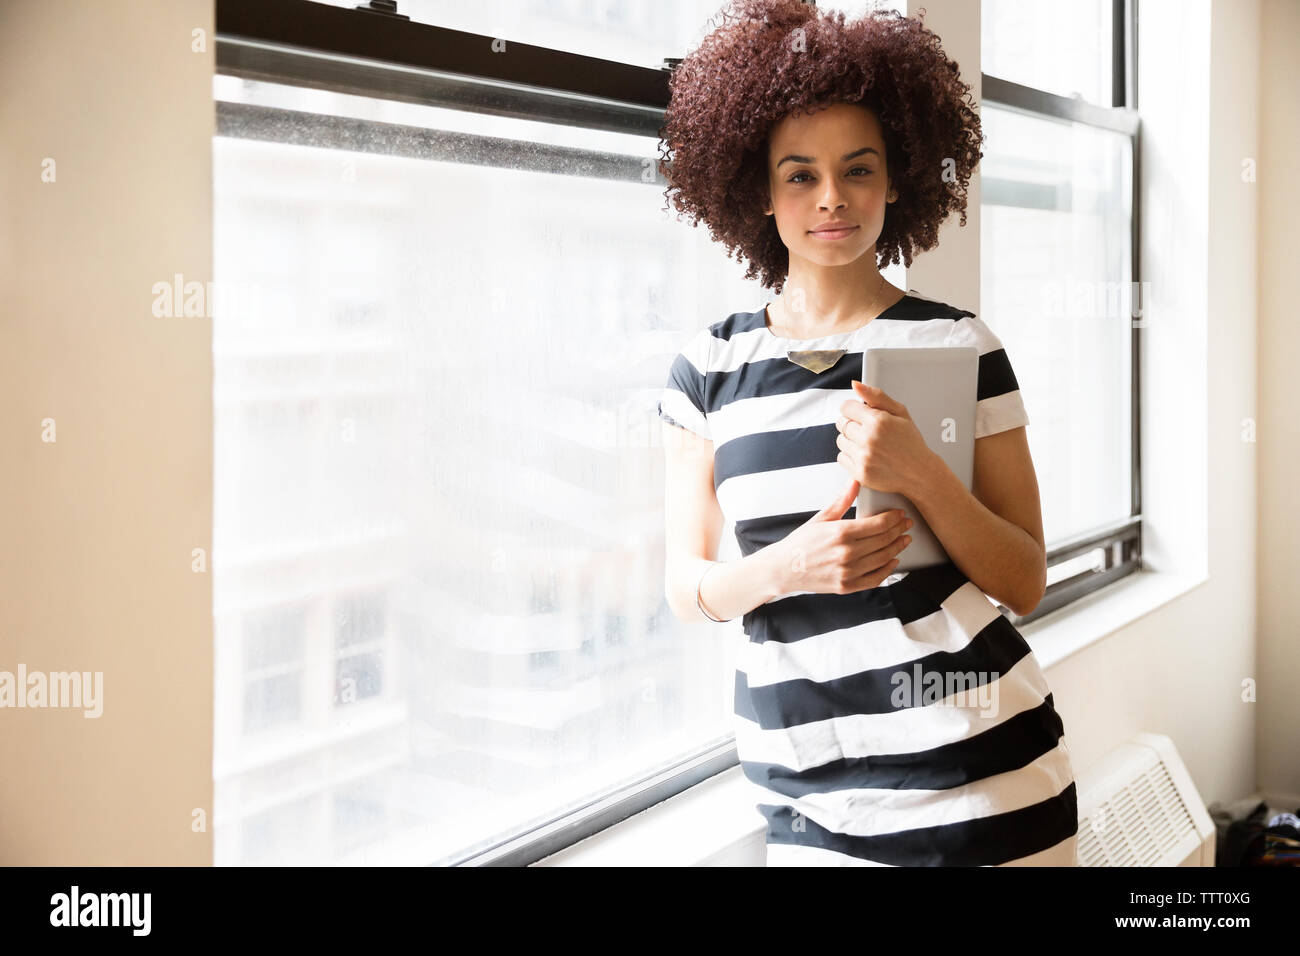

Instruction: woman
[656,0,1078,866]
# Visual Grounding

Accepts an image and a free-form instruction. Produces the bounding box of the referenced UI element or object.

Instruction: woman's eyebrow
[776,146,879,167]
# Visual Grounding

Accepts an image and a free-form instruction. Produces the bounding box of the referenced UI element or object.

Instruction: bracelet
[696,561,731,623]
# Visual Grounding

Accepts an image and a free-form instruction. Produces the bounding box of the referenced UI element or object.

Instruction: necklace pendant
[786,349,847,374]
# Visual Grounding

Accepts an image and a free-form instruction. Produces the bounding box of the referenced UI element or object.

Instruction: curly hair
[657,0,983,291]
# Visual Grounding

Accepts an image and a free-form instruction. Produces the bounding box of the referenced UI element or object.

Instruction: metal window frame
[213,0,1139,866]
[215,0,672,132]
[980,0,1142,628]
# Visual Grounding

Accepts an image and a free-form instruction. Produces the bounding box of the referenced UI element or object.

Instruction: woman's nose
[819,187,845,210]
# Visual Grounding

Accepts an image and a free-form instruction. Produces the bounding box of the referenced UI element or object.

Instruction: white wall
[1256,0,1300,803]
[0,0,214,864]
[903,0,980,307]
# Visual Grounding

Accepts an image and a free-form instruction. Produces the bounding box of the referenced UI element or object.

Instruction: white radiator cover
[1075,732,1217,866]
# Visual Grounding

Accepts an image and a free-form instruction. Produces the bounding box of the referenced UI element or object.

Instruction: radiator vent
[1076,732,1215,867]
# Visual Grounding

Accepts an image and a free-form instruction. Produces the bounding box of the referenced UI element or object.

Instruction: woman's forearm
[674,551,784,624]
[909,450,1046,615]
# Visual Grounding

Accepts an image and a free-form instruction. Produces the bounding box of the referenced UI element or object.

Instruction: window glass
[982,0,1114,105]
[980,103,1134,546]
[212,74,771,864]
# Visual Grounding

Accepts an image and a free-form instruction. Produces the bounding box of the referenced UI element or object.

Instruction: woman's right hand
[765,479,913,596]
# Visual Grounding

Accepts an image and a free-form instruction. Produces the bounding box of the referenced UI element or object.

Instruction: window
[980,0,1142,624]
[983,0,1116,104]
[241,603,307,734]
[212,0,769,866]
[334,591,386,704]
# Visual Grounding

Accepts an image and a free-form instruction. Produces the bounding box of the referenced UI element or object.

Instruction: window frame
[979,0,1143,627]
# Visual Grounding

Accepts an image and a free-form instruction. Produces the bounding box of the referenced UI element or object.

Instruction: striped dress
[658,291,1079,867]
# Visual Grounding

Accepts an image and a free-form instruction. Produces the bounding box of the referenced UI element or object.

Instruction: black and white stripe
[660,294,1076,866]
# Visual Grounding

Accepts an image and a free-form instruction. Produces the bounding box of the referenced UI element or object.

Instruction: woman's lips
[808,226,859,240]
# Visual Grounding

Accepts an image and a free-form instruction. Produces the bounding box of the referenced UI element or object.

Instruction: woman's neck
[767,279,906,337]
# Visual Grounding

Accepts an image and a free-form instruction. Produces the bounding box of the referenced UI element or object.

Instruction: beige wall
[1256,0,1300,802]
[0,0,214,864]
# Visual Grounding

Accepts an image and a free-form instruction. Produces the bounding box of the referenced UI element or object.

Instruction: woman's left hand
[835,380,938,495]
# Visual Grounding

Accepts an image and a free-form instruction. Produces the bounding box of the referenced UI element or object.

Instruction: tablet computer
[856,346,979,571]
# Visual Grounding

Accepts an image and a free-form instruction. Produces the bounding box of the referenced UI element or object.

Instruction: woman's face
[764,101,893,269]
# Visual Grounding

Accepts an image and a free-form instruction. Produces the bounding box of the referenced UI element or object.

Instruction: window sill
[532,565,1205,867]
[1017,565,1207,669]
[532,762,766,866]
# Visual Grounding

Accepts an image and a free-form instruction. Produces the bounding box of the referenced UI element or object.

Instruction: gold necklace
[783,273,886,374]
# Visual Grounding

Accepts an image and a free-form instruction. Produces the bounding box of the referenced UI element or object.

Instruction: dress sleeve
[657,326,712,441]
[947,313,1031,439]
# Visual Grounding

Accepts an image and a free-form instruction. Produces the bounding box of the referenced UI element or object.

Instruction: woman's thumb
[814,479,859,521]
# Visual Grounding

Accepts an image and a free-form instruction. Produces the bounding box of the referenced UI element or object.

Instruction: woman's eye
[788,168,873,184]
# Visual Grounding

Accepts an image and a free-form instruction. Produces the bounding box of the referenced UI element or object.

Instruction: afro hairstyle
[657,0,984,291]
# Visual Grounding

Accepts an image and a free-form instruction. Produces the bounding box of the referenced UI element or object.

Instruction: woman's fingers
[845,531,912,579]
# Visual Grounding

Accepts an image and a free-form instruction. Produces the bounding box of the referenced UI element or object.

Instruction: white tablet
[856,346,979,572]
